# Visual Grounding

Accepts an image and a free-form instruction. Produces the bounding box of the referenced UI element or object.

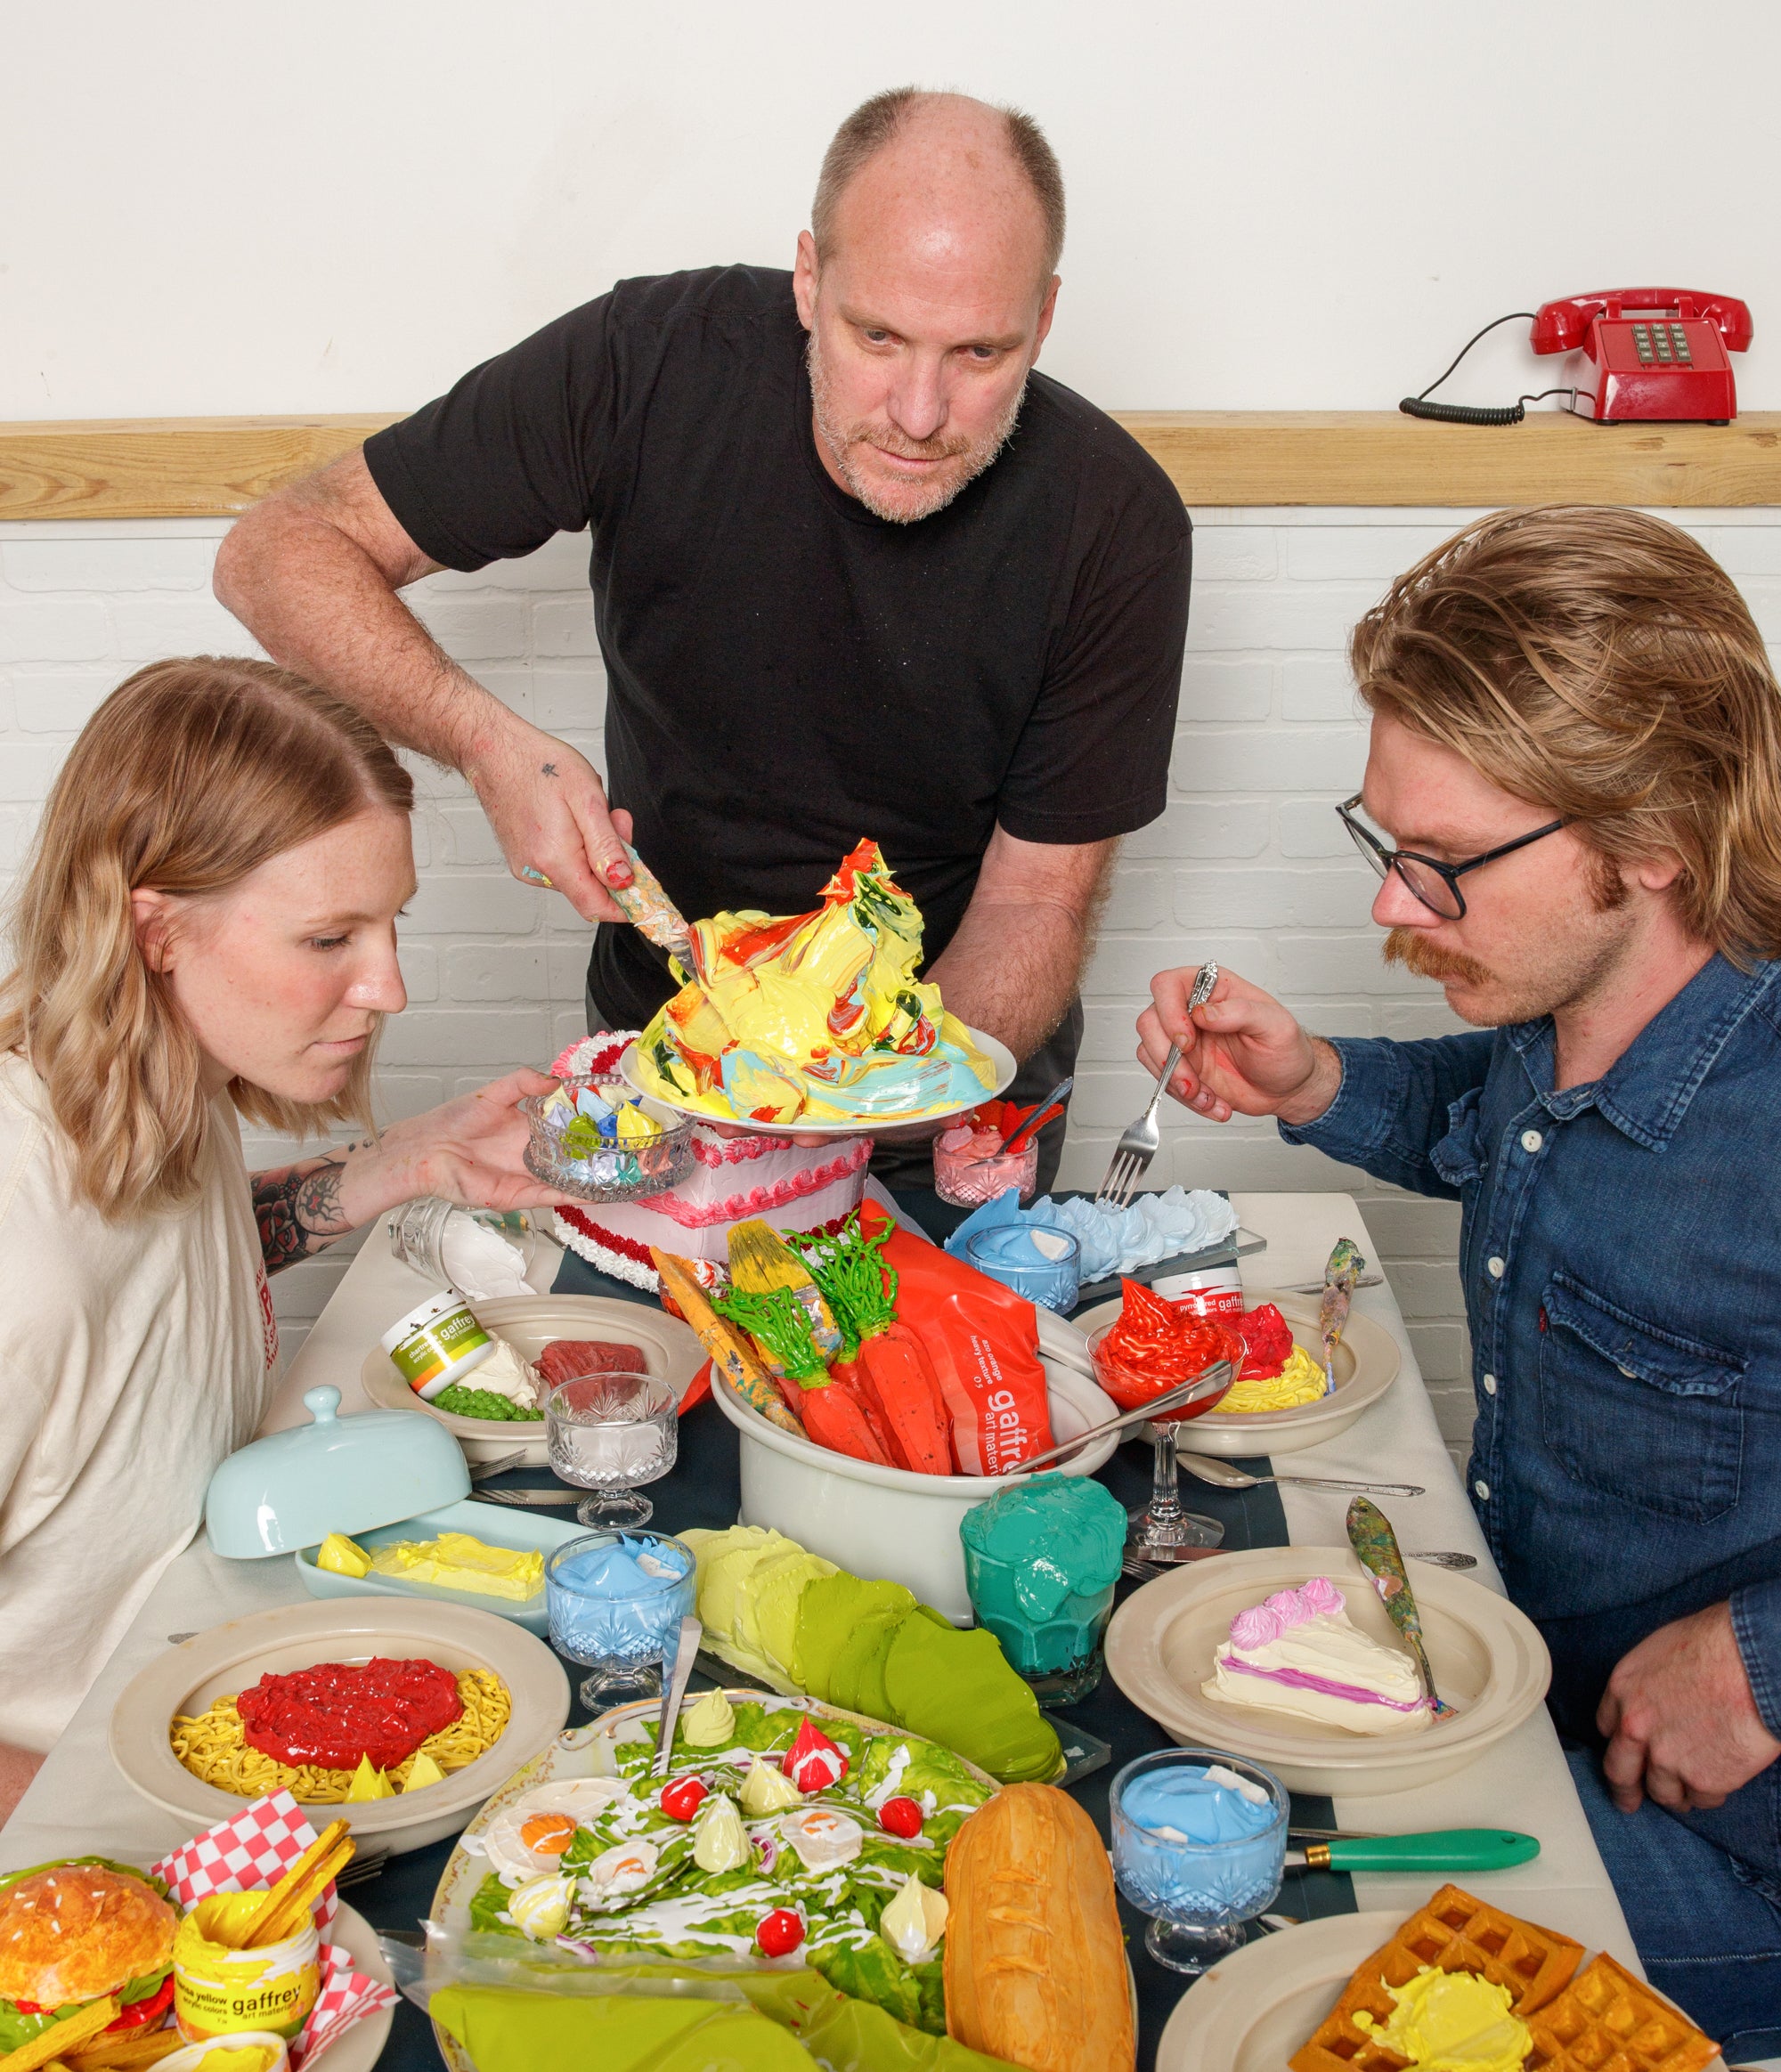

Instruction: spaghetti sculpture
[170,1668,510,1800]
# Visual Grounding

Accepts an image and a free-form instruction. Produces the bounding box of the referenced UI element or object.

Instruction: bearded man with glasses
[1139,507,1781,2052]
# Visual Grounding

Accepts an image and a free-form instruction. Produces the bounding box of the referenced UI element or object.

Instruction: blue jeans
[1567,1745,1781,2053]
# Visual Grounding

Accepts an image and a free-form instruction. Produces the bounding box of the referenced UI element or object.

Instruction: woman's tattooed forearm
[252,1145,370,1272]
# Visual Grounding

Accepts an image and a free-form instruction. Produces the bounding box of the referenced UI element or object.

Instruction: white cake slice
[1202,1576,1435,1735]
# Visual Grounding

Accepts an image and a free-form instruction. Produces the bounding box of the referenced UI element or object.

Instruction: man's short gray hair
[811,87,1066,276]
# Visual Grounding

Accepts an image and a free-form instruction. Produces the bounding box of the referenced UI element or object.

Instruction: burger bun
[0,1865,177,2007]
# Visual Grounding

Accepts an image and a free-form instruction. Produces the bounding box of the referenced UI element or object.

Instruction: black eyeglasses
[1336,792,1568,920]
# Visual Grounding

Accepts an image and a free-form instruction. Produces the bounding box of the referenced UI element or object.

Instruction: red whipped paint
[1235,1303,1294,1380]
[237,1657,463,1771]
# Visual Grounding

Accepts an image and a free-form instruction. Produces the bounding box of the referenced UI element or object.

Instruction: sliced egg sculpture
[484,1776,630,1882]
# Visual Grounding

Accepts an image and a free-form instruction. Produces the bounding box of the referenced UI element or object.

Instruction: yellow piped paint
[402,1750,447,1792]
[368,1531,544,1602]
[344,1755,394,1800]
[1218,1345,1329,1414]
[1352,1965,1531,2072]
[315,1532,370,1579]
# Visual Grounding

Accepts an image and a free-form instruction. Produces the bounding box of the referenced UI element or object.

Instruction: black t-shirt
[364,265,1191,1033]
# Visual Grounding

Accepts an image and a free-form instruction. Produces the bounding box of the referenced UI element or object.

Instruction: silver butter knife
[469,1487,581,1507]
[653,1616,704,1776]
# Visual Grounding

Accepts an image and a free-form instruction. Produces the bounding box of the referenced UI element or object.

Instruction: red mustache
[1382,929,1493,987]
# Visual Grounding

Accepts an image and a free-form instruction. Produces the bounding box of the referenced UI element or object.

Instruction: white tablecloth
[0,1191,1637,1972]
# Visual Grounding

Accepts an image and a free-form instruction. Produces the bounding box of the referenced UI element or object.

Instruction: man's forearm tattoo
[252,1147,366,1273]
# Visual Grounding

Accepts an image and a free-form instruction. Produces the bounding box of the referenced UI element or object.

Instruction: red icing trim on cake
[554,1204,662,1290]
[689,1131,793,1166]
[644,1145,871,1228]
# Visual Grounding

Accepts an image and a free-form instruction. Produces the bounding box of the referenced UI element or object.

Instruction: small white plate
[1154,1909,1727,2072]
[110,1598,570,1855]
[316,1900,395,2072]
[361,1293,704,1466]
[1070,1289,1399,1457]
[616,1028,1018,1139]
[1104,1546,1549,1796]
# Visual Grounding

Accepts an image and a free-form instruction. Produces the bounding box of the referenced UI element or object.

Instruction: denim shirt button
[1475,1479,1492,1500]
[1482,1373,1497,1395]
[1520,1129,1543,1153]
[1487,1255,1505,1279]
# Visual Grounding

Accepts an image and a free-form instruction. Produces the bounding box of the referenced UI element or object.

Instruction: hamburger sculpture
[0,1860,179,2058]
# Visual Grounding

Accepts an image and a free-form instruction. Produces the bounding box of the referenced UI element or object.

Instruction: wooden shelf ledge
[4,410,1780,521]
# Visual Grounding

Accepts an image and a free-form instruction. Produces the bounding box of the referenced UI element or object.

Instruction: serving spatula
[1347,1495,1454,1718]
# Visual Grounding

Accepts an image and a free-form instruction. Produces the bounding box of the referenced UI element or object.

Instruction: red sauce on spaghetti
[237,1656,462,1771]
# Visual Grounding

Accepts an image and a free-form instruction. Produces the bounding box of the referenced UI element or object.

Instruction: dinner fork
[1095,963,1216,1207]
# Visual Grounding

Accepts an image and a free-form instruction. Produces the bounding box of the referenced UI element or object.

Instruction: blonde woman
[0,657,557,1821]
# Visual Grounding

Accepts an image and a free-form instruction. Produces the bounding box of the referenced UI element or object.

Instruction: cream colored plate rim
[615,1028,1018,1138]
[1153,1908,1728,2072]
[1070,1288,1400,1432]
[1104,1545,1550,1768]
[314,1900,395,2072]
[426,1689,1006,2072]
[109,1597,570,1837]
[361,1292,705,1439]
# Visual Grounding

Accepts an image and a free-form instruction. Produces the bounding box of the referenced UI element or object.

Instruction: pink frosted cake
[1201,1576,1434,1735]
[547,1036,871,1289]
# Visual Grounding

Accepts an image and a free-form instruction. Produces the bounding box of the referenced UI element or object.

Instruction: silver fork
[1096,963,1216,1207]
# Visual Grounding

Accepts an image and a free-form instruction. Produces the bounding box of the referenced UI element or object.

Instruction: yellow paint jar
[173,1895,320,2043]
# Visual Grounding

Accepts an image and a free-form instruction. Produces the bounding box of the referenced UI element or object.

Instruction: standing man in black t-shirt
[216,87,1191,1186]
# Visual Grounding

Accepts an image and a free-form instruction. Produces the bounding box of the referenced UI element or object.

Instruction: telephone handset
[1403,290,1753,426]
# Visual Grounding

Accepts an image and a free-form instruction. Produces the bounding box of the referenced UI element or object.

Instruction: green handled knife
[1288,1828,1540,1873]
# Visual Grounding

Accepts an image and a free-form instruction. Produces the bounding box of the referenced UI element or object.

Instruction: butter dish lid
[205,1385,472,1558]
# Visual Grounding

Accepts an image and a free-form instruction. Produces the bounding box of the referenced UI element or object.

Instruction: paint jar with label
[1151,1264,1243,1323]
[379,1290,493,1400]
[173,1895,320,2043]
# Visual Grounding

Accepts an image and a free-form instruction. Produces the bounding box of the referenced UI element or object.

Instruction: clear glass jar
[388,1197,549,1291]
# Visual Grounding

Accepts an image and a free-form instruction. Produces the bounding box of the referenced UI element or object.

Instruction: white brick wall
[6,507,1780,1467]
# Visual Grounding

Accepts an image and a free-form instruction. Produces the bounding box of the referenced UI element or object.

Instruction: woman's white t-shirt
[0,1052,273,1751]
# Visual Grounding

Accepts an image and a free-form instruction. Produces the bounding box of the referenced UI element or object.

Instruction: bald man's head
[811,88,1065,285]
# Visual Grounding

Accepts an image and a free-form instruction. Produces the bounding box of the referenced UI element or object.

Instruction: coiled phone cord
[1399,311,1590,424]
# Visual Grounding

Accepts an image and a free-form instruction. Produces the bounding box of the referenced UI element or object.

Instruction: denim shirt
[1281,953,1781,1760]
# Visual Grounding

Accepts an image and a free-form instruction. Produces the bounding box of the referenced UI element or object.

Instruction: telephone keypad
[1630,321,1692,368]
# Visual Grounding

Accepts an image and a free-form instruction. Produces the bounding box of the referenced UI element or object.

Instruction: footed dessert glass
[1110,1746,1288,1973]
[545,1529,696,1709]
[545,1371,679,1528]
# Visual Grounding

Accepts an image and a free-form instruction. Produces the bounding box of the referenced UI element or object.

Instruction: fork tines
[1095,1148,1151,1207]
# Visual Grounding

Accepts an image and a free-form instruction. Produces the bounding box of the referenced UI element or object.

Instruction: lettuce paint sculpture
[635,841,997,1125]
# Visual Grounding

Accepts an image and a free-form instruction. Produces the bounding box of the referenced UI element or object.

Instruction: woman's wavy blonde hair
[0,656,413,1220]
[1351,506,1781,963]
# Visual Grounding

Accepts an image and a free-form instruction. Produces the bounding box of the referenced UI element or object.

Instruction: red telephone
[1531,290,1753,424]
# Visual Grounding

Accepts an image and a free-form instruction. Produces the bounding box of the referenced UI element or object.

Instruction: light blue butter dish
[294,1499,585,1637]
[204,1384,470,1559]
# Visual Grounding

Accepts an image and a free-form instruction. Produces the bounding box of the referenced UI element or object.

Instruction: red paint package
[858,1199,1053,1475]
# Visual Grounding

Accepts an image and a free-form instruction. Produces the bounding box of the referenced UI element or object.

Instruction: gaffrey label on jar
[390,1304,490,1394]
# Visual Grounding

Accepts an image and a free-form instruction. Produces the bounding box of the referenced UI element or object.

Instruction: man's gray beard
[808,335,1025,524]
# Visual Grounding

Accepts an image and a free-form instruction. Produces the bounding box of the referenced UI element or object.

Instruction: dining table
[0,1188,1646,2072]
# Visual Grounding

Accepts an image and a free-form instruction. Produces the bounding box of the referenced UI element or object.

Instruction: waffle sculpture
[1525,1954,1719,2072]
[1289,1885,1584,2072]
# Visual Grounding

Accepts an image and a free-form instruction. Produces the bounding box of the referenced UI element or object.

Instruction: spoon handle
[651,1614,703,1776]
[1274,1475,1425,1497]
[1001,1362,1234,1475]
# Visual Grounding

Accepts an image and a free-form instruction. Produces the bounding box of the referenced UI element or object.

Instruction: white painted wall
[7,510,1781,1469]
[5,0,1779,418]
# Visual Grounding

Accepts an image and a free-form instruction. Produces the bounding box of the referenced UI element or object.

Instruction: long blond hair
[0,657,414,1219]
[1352,506,1781,963]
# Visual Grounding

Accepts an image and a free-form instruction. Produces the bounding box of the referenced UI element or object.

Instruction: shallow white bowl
[712,1353,1120,1621]
[110,1598,570,1855]
[1071,1288,1399,1457]
[361,1293,703,1466]
[1104,1545,1549,1796]
[1155,1909,1727,2072]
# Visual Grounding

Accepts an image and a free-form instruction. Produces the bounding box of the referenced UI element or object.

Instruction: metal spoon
[1000,1362,1236,1475]
[1179,1456,1424,1499]
[1120,1548,1476,1583]
[651,1614,703,1777]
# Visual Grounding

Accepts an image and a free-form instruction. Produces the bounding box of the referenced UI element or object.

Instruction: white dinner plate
[314,1900,395,2072]
[1070,1288,1399,1457]
[1154,1909,1727,2072]
[110,1598,570,1855]
[361,1293,704,1465]
[1104,1545,1550,1796]
[616,1028,1018,1139]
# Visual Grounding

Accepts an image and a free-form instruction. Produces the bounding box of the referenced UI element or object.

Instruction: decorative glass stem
[1150,1426,1183,1528]
[1126,1420,1224,1556]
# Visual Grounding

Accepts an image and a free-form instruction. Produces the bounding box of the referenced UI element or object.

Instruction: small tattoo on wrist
[541,761,557,776]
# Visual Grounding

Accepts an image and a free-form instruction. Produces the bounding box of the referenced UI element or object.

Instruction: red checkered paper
[150,1791,395,2067]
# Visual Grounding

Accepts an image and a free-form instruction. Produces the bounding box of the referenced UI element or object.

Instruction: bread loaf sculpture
[943,1783,1134,2072]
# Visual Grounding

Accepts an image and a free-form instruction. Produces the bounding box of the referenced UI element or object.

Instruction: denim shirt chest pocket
[1430,1088,1487,1189]
[1537,1272,1745,1522]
